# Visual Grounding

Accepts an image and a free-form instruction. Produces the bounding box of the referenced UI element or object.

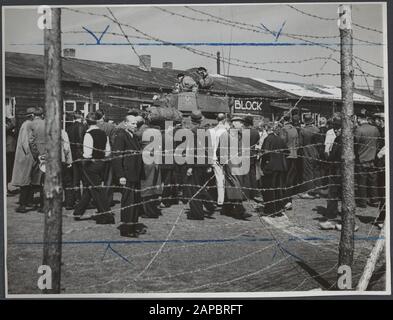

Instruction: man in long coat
[299,113,321,199]
[113,115,146,237]
[138,118,163,218]
[279,114,299,210]
[218,116,252,220]
[11,107,36,213]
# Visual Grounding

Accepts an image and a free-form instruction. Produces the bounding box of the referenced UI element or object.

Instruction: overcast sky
[3,3,386,89]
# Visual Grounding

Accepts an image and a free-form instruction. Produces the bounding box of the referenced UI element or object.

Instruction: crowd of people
[6,104,386,237]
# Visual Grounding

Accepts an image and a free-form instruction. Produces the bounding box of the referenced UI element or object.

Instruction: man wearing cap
[355,111,380,208]
[176,73,198,93]
[67,110,87,206]
[11,107,36,213]
[184,110,215,220]
[73,112,113,224]
[298,113,321,199]
[197,67,214,92]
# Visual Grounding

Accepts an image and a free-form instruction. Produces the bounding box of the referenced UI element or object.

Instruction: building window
[63,100,100,129]
[63,100,76,130]
[5,97,16,118]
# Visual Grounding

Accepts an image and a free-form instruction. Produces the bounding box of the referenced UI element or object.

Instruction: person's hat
[177,73,185,78]
[197,67,207,73]
[357,111,367,119]
[332,118,342,130]
[216,113,226,122]
[86,111,98,124]
[303,113,313,124]
[190,110,203,123]
[292,114,300,125]
[34,107,44,115]
[231,115,244,122]
[244,115,254,126]
[74,110,84,118]
[26,107,36,115]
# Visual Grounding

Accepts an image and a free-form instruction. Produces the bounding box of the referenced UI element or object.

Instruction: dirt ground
[6,191,386,295]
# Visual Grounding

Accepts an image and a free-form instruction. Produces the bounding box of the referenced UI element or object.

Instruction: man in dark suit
[261,122,288,217]
[67,110,87,207]
[96,109,118,206]
[113,114,146,237]
[6,117,17,196]
[355,112,380,208]
[244,115,261,201]
[183,110,216,220]
[73,112,113,224]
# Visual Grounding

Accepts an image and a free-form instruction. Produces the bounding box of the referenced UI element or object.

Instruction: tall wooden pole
[42,8,63,294]
[338,5,355,274]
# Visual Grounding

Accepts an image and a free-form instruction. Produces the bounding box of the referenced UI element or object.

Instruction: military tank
[152,91,232,119]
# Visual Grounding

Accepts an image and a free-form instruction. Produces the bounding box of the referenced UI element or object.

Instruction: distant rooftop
[5,51,382,105]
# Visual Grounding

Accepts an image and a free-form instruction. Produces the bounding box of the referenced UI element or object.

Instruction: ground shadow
[295,261,333,290]
[356,215,378,225]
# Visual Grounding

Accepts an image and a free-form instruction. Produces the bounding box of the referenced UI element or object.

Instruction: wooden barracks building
[5,50,383,129]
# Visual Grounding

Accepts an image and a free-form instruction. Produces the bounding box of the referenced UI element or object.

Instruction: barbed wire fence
[7,4,387,294]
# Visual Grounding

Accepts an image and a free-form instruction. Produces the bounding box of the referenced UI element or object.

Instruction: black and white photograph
[2,1,390,297]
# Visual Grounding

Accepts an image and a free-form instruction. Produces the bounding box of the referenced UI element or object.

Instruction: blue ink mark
[259,22,276,38]
[260,20,287,41]
[11,235,384,246]
[271,248,278,261]
[82,25,110,44]
[101,243,132,265]
[101,243,110,261]
[278,243,304,262]
[10,42,382,47]
[275,20,287,41]
[106,244,133,265]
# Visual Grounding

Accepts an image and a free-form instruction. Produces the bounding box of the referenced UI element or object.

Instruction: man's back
[30,117,46,155]
[280,123,299,158]
[355,123,380,163]
[97,121,117,146]
[67,121,86,160]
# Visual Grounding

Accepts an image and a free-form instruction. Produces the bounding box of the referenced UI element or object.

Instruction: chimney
[373,79,383,98]
[63,48,76,58]
[139,54,151,72]
[216,51,221,75]
[162,62,173,70]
